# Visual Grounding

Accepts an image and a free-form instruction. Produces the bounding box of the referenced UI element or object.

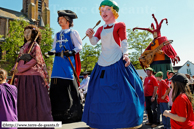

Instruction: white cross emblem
[56,39,68,43]
[56,38,68,48]
[55,32,69,48]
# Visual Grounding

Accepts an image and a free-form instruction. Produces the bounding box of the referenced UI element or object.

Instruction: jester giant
[133,14,180,79]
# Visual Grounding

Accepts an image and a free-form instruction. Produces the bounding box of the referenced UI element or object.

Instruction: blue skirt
[82,58,144,129]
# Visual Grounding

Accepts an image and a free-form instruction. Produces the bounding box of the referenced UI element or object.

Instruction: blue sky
[1,0,194,66]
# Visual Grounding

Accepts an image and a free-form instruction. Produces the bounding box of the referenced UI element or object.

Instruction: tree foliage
[1,18,29,72]
[79,43,101,72]
[39,24,54,75]
[127,28,153,69]
[0,18,53,75]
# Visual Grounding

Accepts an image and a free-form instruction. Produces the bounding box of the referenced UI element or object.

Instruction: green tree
[127,28,152,69]
[39,24,54,76]
[80,43,100,72]
[1,18,29,72]
[0,18,53,75]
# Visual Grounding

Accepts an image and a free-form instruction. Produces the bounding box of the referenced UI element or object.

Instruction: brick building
[0,0,50,60]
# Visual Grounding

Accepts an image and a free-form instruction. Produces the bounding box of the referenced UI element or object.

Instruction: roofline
[0,7,29,22]
[0,7,24,15]
[0,16,29,22]
[180,60,194,67]
[173,66,182,68]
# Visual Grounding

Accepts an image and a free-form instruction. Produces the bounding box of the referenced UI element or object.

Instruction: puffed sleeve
[51,34,57,51]
[17,59,37,73]
[118,22,128,55]
[70,30,82,53]
[118,22,127,41]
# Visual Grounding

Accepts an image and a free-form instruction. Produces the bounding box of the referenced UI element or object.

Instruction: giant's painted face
[100,6,115,23]
[58,16,68,27]
[24,29,32,41]
[153,32,158,38]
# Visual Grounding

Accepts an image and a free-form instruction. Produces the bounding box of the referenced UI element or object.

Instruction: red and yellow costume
[133,14,180,79]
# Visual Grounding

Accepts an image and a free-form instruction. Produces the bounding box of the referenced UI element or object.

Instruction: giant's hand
[172,55,180,65]
[86,28,95,39]
[17,54,32,62]
[45,50,56,58]
[11,69,18,75]
[123,54,130,67]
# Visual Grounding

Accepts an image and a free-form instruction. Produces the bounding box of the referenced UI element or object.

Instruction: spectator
[79,72,90,101]
[186,74,194,94]
[166,70,171,80]
[155,71,171,129]
[167,70,175,109]
[0,68,17,129]
[144,67,159,128]
[163,73,194,129]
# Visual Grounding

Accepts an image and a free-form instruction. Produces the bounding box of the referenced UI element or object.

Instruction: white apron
[98,23,123,66]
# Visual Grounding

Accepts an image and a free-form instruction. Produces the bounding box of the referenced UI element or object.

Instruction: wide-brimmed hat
[57,10,78,19]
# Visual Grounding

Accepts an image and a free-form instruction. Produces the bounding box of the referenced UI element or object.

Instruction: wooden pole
[82,20,101,40]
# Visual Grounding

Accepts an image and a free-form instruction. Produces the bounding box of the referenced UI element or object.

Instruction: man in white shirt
[79,72,90,100]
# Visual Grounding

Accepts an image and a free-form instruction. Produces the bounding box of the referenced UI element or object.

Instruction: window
[38,0,42,13]
[26,0,29,13]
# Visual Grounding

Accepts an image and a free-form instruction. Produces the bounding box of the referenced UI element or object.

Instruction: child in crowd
[155,71,171,129]
[163,73,194,129]
[0,68,17,129]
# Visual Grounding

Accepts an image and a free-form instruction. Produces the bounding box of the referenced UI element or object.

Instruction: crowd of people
[0,0,194,129]
[143,67,194,129]
[1,66,194,129]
